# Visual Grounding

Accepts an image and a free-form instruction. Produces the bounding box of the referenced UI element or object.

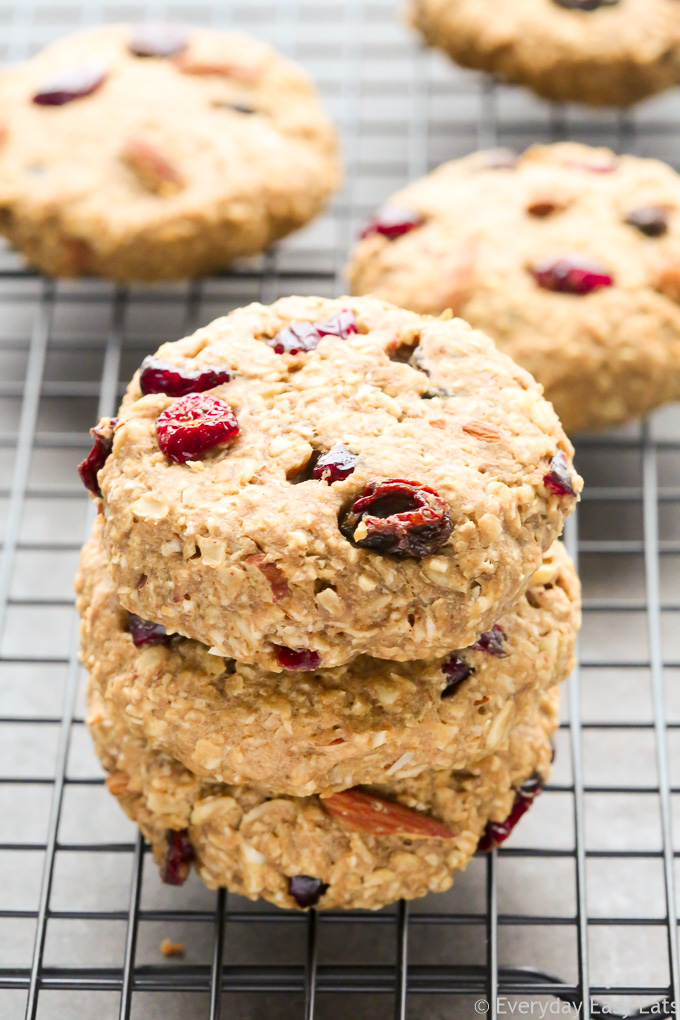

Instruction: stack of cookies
[76,295,581,911]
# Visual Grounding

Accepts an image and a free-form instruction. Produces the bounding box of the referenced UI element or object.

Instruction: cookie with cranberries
[349,142,680,432]
[408,0,680,107]
[0,23,339,280]
[94,295,578,670]
[87,645,559,911]
[77,522,579,795]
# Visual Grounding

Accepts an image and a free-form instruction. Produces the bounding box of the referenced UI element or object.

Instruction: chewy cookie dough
[349,144,680,433]
[87,295,580,669]
[0,24,339,280]
[408,0,680,108]
[88,674,558,911]
[77,521,579,795]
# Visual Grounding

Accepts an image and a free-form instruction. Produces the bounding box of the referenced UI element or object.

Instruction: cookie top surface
[349,143,680,432]
[78,521,579,795]
[91,294,580,669]
[408,0,680,106]
[0,24,339,280]
[89,668,557,910]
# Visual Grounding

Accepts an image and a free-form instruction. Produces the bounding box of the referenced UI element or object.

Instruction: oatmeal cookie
[77,520,578,795]
[88,674,558,910]
[86,295,580,669]
[0,23,339,280]
[408,0,680,108]
[349,144,680,433]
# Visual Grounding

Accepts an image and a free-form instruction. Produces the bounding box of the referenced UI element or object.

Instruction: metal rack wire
[1,2,680,1018]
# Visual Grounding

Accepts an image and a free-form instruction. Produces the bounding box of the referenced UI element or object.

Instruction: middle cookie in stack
[77,295,582,909]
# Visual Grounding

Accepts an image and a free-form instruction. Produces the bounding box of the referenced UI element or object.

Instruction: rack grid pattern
[1,2,680,1019]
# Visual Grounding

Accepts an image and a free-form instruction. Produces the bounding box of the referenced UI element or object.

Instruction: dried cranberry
[441,655,473,698]
[127,612,171,648]
[129,22,188,57]
[531,255,614,294]
[267,309,357,355]
[139,355,231,397]
[274,646,321,671]
[483,148,518,171]
[313,444,358,483]
[156,393,239,464]
[288,874,328,908]
[340,479,452,559]
[78,417,118,497]
[360,206,424,240]
[625,206,669,238]
[33,65,107,106]
[161,829,194,885]
[552,0,620,9]
[544,450,576,497]
[471,624,507,657]
[478,774,543,852]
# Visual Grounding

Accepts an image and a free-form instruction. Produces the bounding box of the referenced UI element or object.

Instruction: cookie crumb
[160,938,185,957]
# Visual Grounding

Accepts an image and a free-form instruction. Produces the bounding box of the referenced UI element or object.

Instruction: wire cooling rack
[2,1,680,1018]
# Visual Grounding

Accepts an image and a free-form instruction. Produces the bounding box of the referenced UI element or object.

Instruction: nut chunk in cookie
[88,295,580,670]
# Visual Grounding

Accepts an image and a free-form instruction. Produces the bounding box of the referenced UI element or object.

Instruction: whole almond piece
[462,420,502,443]
[121,137,184,197]
[322,788,456,838]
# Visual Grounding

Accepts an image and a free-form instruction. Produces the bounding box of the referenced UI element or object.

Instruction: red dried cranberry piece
[478,773,543,852]
[140,355,231,397]
[267,309,357,355]
[129,22,188,57]
[441,655,473,698]
[471,624,507,657]
[340,479,452,559]
[531,255,614,295]
[313,444,358,483]
[544,450,576,497]
[274,646,321,671]
[552,0,619,8]
[33,65,107,106]
[625,206,669,238]
[288,874,329,908]
[161,829,194,885]
[156,393,239,464]
[127,612,171,648]
[78,417,118,497]
[360,206,424,240]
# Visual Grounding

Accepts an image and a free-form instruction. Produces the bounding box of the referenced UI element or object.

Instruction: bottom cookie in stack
[87,677,558,912]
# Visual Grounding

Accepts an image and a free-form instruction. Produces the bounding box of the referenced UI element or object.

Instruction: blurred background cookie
[349,143,680,432]
[408,0,680,107]
[0,23,340,280]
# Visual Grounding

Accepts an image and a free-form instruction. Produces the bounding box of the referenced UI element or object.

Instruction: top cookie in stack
[82,295,580,670]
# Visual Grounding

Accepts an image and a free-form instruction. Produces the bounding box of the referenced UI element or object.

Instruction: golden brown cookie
[88,673,558,911]
[82,295,580,669]
[349,144,680,432]
[0,24,340,280]
[408,0,680,107]
[77,519,579,795]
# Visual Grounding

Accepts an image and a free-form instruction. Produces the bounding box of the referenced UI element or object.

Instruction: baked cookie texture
[93,295,580,669]
[87,670,558,911]
[77,520,579,795]
[349,144,680,433]
[0,24,340,281]
[408,0,680,108]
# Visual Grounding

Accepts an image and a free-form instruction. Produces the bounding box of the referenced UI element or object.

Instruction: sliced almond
[462,420,502,443]
[245,553,290,602]
[121,137,184,197]
[655,262,680,304]
[322,788,455,838]
[174,53,260,80]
